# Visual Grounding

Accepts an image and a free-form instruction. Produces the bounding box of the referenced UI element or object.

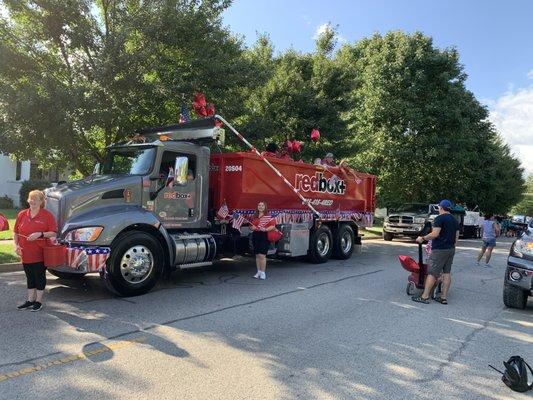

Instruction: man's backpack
[491,355,533,393]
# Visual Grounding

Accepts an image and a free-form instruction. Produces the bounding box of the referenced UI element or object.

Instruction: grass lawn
[0,208,18,240]
[362,219,383,238]
[0,242,19,264]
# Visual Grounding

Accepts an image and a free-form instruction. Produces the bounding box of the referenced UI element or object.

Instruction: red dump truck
[44,116,376,296]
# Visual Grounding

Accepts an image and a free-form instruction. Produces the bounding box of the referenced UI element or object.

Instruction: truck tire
[105,231,164,297]
[332,224,355,259]
[383,232,393,241]
[503,283,527,309]
[48,270,87,280]
[308,225,333,263]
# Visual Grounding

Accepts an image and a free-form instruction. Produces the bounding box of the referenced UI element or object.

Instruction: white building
[0,155,30,207]
[0,154,65,207]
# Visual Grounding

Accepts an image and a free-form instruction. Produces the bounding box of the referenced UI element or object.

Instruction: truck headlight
[414,218,426,224]
[65,227,103,242]
[511,239,533,258]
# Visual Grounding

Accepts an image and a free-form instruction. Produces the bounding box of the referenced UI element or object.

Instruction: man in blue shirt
[412,199,460,305]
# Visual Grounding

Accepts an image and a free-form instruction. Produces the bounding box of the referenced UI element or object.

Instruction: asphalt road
[0,237,531,400]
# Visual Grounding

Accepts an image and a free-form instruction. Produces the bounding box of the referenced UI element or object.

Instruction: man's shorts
[482,238,496,248]
[428,248,455,277]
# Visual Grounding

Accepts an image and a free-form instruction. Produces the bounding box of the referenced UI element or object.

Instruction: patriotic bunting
[66,245,111,272]
[222,208,374,227]
[67,245,85,269]
[86,247,111,272]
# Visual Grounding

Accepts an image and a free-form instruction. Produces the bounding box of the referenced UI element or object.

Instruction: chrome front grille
[388,216,414,224]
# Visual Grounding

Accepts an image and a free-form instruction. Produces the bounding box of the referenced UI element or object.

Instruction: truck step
[178,261,213,270]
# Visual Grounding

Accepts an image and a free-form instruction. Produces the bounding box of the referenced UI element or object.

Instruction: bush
[19,180,52,208]
[0,195,14,209]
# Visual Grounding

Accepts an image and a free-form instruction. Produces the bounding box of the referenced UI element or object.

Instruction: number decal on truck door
[225,165,243,172]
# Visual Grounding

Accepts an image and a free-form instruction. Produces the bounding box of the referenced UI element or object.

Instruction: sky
[223,0,533,176]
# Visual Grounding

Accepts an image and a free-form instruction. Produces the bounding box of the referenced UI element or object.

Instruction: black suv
[503,220,533,309]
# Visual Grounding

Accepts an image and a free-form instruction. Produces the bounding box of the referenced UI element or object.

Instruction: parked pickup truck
[503,219,532,309]
[382,203,437,241]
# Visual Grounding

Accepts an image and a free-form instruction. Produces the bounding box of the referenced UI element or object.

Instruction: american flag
[217,201,229,220]
[232,212,246,231]
[86,247,111,272]
[67,245,85,269]
[179,104,191,123]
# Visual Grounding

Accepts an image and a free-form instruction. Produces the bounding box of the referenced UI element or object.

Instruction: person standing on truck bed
[476,214,500,267]
[13,190,57,312]
[249,201,276,280]
[412,199,459,305]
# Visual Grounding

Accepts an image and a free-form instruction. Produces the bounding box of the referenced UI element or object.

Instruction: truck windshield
[394,204,428,214]
[102,147,156,175]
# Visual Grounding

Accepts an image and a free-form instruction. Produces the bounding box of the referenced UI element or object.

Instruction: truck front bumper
[505,256,533,291]
[383,223,424,236]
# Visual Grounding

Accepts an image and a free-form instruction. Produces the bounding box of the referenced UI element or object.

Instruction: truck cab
[45,119,221,296]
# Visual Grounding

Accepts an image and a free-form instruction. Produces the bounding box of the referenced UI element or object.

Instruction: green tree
[234,28,352,162]
[0,0,245,175]
[511,175,533,216]
[336,31,524,213]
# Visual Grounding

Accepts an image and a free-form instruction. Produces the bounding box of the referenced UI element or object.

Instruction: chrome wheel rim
[317,232,331,257]
[340,230,353,254]
[120,245,154,284]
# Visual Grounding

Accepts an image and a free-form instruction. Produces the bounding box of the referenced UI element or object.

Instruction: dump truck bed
[208,152,376,224]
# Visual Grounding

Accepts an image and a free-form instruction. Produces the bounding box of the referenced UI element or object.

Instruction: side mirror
[93,162,100,175]
[174,156,188,186]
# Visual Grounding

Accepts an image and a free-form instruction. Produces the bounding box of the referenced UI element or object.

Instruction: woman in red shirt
[249,201,276,279]
[13,190,57,311]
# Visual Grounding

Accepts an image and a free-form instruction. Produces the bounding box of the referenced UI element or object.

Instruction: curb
[0,263,22,273]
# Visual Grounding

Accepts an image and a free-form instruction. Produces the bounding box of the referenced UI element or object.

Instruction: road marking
[0,336,146,383]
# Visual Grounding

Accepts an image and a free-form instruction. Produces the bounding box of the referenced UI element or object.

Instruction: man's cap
[325,153,334,158]
[438,199,452,210]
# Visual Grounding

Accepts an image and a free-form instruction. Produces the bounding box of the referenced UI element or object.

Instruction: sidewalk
[0,263,22,273]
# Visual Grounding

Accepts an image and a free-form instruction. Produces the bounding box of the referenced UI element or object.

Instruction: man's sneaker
[253,272,261,279]
[17,301,34,310]
[31,302,43,312]
[484,263,491,268]
[259,272,266,280]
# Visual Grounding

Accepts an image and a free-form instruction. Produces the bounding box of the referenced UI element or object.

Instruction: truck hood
[388,212,427,218]
[45,175,143,230]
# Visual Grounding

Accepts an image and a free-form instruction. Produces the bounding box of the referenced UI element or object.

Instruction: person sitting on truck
[249,201,276,280]
[261,143,278,158]
[13,190,57,312]
[277,141,293,160]
[322,153,336,166]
